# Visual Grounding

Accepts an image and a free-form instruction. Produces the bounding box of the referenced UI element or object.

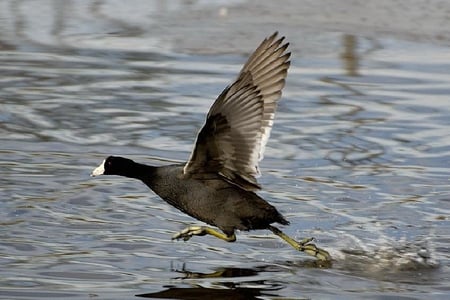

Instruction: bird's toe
[172,226,206,241]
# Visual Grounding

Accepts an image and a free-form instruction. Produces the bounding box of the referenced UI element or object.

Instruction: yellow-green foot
[298,238,331,261]
[172,226,236,242]
[268,225,331,261]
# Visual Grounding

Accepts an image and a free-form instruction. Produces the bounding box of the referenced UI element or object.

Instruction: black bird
[92,33,330,261]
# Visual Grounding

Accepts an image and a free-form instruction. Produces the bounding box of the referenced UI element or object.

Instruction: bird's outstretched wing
[183,32,291,191]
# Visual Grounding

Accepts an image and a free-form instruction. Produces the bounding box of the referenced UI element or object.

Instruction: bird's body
[110,160,288,236]
[92,33,330,261]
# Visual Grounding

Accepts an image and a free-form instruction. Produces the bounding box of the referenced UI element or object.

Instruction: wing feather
[183,33,291,191]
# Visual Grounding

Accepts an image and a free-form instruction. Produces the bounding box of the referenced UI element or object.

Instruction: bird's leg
[268,225,331,261]
[172,226,236,242]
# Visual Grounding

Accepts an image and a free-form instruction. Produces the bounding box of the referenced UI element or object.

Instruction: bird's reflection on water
[136,265,282,299]
[136,262,331,299]
[137,285,274,300]
[136,239,439,299]
[170,261,330,279]
[172,265,260,279]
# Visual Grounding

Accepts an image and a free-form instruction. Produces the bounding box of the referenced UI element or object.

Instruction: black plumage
[92,33,330,261]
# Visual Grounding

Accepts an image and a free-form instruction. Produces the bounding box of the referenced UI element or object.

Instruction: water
[1,1,449,299]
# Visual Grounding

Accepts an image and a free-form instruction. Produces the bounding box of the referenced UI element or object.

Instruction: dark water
[1,1,449,299]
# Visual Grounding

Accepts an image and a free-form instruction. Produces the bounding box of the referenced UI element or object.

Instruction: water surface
[1,1,449,299]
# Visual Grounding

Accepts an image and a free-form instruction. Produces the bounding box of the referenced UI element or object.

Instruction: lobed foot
[297,238,331,261]
[172,225,236,242]
[172,226,207,241]
[268,225,332,261]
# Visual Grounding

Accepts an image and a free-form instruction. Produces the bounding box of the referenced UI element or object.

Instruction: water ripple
[1,2,449,299]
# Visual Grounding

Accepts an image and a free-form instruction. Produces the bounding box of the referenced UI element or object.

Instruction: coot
[92,33,330,261]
